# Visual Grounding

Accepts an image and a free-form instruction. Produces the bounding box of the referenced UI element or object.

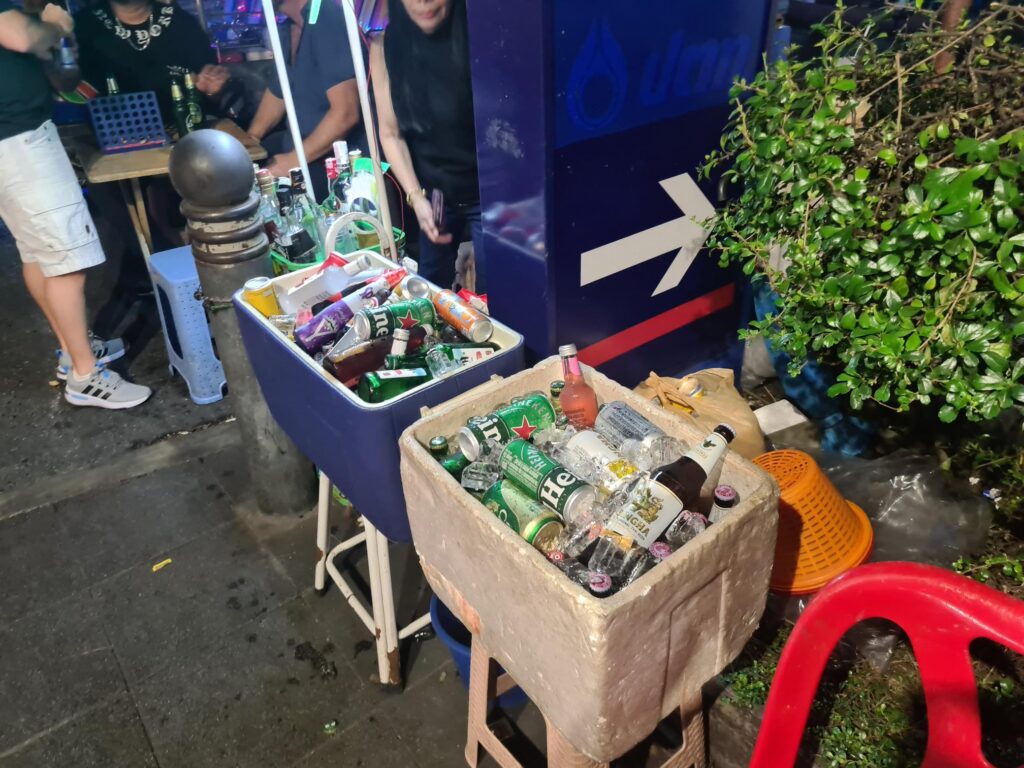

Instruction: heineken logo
[369,309,391,338]
[512,417,537,440]
[539,470,579,510]
[399,310,420,329]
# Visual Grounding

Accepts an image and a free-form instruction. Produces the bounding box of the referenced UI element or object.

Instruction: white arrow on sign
[579,173,716,296]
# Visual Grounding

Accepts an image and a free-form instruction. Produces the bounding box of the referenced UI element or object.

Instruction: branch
[918,247,980,354]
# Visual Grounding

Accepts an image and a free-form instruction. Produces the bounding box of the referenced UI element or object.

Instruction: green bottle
[183,72,204,131]
[384,352,429,370]
[357,368,431,403]
[170,80,189,139]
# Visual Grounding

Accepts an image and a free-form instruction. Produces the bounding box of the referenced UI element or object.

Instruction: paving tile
[381,664,471,768]
[195,448,252,507]
[0,505,86,624]
[93,521,297,685]
[0,693,157,768]
[56,461,235,582]
[289,711,420,768]
[0,594,124,753]
[135,595,373,768]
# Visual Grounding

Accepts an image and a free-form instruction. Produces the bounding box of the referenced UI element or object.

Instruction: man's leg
[43,270,96,377]
[21,261,69,353]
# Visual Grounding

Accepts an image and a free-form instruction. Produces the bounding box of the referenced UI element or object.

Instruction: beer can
[481,480,564,551]
[457,394,556,461]
[498,439,596,525]
[397,274,432,300]
[243,276,282,318]
[353,298,436,341]
[433,289,493,343]
[563,430,638,492]
[594,401,667,450]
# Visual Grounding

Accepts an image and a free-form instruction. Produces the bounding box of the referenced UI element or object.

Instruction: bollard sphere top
[169,129,254,207]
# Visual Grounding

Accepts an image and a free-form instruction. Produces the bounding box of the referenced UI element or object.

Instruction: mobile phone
[431,188,446,233]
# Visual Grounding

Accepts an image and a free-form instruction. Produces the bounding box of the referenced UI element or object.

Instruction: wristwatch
[405,187,426,206]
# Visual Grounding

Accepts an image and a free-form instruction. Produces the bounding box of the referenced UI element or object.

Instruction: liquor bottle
[558,344,599,428]
[425,340,501,377]
[708,485,738,524]
[256,169,282,243]
[601,424,735,552]
[277,189,318,265]
[183,72,204,131]
[289,168,324,258]
[170,81,189,139]
[49,38,80,93]
[357,368,431,403]
[322,336,389,387]
[105,75,120,95]
[323,158,343,214]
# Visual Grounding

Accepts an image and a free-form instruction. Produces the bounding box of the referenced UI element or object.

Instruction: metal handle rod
[339,0,397,260]
[259,0,314,203]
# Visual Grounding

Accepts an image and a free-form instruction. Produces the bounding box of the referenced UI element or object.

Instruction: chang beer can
[352,298,436,341]
[481,480,564,551]
[243,276,281,318]
[457,394,556,461]
[499,439,596,525]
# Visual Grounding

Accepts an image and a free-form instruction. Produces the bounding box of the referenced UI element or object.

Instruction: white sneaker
[65,365,151,410]
[56,334,126,381]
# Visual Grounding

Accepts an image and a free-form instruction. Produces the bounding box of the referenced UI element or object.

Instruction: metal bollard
[169,130,315,515]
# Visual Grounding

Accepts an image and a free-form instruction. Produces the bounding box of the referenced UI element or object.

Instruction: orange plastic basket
[753,450,873,595]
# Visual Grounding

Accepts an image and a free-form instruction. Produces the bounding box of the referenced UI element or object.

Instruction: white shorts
[0,121,105,277]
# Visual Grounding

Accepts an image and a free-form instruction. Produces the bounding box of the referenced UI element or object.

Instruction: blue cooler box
[234,258,525,543]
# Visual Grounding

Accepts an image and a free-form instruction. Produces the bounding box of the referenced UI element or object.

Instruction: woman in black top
[371,0,483,291]
[75,0,230,125]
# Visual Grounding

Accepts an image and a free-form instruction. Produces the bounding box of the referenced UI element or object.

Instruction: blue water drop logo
[566,20,628,133]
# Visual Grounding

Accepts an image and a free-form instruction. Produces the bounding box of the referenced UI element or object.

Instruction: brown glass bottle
[651,424,735,513]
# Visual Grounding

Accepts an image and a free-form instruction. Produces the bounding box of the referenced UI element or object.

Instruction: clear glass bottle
[558,344,599,428]
[288,168,324,258]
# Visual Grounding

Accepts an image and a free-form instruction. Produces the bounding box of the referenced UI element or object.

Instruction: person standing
[0,0,151,408]
[247,0,365,201]
[371,0,482,292]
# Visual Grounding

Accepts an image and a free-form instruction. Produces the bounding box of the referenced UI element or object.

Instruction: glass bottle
[183,72,204,131]
[357,368,431,403]
[256,169,282,243]
[322,337,390,387]
[289,168,324,258]
[277,187,318,265]
[558,344,598,428]
[170,80,189,139]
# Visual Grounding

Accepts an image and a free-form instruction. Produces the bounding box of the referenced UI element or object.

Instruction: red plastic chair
[749,562,1024,768]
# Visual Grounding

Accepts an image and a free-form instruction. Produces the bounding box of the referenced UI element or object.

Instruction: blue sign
[469,0,776,385]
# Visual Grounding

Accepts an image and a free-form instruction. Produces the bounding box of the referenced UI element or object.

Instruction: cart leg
[363,516,390,685]
[314,472,331,592]
[465,635,492,768]
[128,177,154,262]
[119,180,152,263]
[373,526,401,686]
[544,720,609,768]
[662,692,706,768]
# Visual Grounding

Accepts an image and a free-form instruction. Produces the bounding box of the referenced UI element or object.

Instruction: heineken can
[594,401,667,450]
[353,298,436,341]
[499,439,596,525]
[481,480,564,551]
[457,394,556,461]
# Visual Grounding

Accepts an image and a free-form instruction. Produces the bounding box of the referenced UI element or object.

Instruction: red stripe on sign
[577,283,736,368]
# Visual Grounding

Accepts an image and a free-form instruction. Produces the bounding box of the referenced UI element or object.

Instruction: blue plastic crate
[87,91,168,154]
[234,260,525,543]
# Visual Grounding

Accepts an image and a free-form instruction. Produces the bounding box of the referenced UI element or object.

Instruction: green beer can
[499,439,596,525]
[481,480,564,551]
[353,298,436,341]
[457,394,556,461]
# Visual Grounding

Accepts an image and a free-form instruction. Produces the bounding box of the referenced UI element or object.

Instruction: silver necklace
[96,4,174,52]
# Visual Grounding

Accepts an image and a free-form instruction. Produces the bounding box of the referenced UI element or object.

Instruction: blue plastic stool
[149,246,226,405]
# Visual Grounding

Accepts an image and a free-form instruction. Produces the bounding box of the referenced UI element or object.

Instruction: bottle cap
[549,380,565,395]
[714,485,738,507]
[714,423,736,442]
[428,435,448,455]
[332,140,348,162]
[393,328,410,341]
[558,343,578,357]
[587,571,613,596]
[649,541,674,562]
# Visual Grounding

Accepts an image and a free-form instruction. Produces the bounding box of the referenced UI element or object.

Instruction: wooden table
[64,120,267,261]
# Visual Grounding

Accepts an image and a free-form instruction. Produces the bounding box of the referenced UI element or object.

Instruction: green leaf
[878,148,897,166]
[854,167,870,182]
[996,207,1019,229]
[835,79,856,91]
[892,276,909,298]
[906,185,924,206]
[938,405,958,423]
[914,153,929,171]
[874,383,891,402]
[840,310,857,330]
[936,122,950,140]
[983,33,996,47]
[980,352,1009,374]
[991,269,1021,299]
[827,382,851,397]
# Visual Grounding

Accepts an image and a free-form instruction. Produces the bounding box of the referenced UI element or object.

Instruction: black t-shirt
[75,0,217,124]
[0,0,53,140]
[383,0,479,205]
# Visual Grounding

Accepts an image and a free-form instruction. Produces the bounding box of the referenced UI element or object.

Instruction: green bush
[702,5,1024,423]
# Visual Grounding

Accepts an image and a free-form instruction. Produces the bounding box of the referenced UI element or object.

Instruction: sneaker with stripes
[65,365,151,410]
[56,334,126,381]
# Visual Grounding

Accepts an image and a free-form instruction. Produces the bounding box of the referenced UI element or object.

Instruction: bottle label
[451,347,495,365]
[606,479,684,550]
[377,368,426,380]
[686,433,729,476]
